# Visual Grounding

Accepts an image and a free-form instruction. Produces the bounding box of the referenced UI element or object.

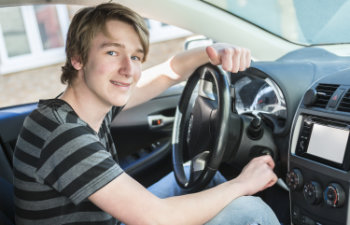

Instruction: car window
[0,4,192,108]
[202,0,350,45]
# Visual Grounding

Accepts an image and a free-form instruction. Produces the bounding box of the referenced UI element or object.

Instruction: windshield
[202,0,350,46]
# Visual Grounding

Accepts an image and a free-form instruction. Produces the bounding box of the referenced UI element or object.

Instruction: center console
[288,72,350,225]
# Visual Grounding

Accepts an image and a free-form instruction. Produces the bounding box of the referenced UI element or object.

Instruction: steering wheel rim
[172,63,231,191]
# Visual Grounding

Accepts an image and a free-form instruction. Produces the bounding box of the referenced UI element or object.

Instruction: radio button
[299,140,305,152]
[328,88,345,108]
[301,215,316,225]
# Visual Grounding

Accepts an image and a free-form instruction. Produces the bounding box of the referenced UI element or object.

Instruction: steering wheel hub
[186,96,213,159]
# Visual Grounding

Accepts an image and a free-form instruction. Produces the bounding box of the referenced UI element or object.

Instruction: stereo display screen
[307,123,349,164]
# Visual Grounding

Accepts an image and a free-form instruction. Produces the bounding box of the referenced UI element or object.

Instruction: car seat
[0,144,15,225]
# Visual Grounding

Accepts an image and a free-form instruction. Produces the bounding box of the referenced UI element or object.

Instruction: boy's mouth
[110,80,131,87]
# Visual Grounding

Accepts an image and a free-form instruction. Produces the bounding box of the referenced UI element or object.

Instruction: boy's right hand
[233,155,278,196]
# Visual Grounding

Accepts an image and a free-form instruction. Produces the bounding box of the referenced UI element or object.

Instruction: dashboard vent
[338,89,350,112]
[313,83,339,108]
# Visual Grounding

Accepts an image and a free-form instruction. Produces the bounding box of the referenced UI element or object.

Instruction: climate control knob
[303,181,322,205]
[324,183,345,208]
[286,168,303,191]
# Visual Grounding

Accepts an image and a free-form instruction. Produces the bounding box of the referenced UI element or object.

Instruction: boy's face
[79,19,144,107]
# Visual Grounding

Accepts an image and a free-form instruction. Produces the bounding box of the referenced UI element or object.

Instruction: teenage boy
[13,3,279,225]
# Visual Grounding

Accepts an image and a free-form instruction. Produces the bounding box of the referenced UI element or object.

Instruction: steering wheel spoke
[189,151,210,183]
[198,78,217,101]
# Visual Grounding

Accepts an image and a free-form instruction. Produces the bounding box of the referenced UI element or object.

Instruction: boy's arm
[124,43,251,109]
[89,155,277,225]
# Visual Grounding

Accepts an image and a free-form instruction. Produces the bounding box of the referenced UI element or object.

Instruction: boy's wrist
[228,179,250,198]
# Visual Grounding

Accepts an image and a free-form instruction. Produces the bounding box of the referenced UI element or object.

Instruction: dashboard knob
[303,88,318,106]
[303,181,322,205]
[286,168,303,191]
[324,183,346,208]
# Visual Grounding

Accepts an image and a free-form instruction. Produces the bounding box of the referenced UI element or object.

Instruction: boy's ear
[71,55,83,70]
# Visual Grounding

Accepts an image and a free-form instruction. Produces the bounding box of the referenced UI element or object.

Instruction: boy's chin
[111,99,128,107]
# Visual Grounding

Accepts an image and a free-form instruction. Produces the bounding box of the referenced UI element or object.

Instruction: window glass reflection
[34,5,64,50]
[0,7,31,57]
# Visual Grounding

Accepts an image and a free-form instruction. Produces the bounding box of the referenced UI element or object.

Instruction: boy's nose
[119,57,133,76]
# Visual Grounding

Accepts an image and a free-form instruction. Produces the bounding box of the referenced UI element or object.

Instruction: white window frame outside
[0,6,190,76]
[0,5,69,75]
[147,19,192,43]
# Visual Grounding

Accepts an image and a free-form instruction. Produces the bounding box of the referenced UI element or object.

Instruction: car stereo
[287,66,350,225]
[295,115,350,170]
[289,114,350,225]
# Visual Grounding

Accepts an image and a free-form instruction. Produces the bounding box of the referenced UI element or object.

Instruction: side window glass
[0,6,192,108]
[34,5,64,50]
[0,5,69,75]
[0,7,31,57]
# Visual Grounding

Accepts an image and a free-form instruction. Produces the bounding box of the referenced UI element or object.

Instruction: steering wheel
[172,63,231,192]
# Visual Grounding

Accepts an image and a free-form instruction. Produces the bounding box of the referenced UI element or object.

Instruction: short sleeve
[36,124,124,204]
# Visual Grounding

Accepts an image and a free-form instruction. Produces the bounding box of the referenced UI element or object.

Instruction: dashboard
[287,71,350,225]
[228,47,350,224]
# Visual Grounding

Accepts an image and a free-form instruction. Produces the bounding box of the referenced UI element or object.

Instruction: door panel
[111,84,184,185]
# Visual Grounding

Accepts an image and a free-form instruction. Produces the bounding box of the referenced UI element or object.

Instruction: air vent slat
[341,99,350,103]
[338,89,350,113]
[312,83,339,108]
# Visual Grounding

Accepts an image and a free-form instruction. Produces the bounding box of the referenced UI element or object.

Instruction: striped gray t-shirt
[13,99,124,225]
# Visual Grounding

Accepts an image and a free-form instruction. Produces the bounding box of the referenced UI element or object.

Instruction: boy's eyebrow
[100,42,144,54]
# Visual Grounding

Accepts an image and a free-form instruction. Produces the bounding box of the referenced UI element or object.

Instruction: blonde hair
[61,3,149,85]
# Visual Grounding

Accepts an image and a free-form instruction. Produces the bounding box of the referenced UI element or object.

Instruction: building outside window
[0,4,192,108]
[0,5,69,75]
[0,5,191,75]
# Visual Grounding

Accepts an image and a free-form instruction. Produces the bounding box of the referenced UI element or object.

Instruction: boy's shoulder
[22,99,95,145]
[31,98,88,128]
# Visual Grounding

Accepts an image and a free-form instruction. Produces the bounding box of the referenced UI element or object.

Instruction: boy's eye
[131,56,141,61]
[107,51,117,56]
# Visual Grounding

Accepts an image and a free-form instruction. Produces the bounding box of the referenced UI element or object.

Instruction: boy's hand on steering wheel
[206,43,251,73]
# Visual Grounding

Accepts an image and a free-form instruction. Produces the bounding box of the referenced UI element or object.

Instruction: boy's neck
[60,84,112,133]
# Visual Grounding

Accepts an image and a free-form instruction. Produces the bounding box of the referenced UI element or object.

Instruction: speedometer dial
[235,76,286,118]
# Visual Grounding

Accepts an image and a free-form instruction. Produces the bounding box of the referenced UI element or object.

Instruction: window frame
[0,6,191,76]
[0,5,69,75]
[147,19,191,43]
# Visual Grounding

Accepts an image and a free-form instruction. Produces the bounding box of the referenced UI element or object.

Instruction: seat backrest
[0,104,37,225]
[0,144,15,225]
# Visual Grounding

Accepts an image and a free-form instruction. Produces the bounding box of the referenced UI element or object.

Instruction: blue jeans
[147,167,280,225]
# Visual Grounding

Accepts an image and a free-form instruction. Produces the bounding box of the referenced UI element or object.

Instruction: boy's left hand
[206,43,251,73]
